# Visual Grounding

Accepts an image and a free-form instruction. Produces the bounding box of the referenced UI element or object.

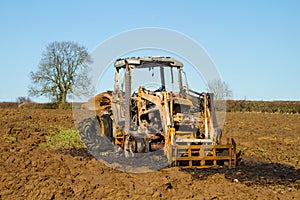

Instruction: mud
[0,108,299,199]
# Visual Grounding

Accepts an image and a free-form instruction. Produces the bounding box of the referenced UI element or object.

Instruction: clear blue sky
[0,0,299,102]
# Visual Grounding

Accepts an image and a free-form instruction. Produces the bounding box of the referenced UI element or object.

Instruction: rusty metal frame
[170,138,237,169]
[91,56,237,168]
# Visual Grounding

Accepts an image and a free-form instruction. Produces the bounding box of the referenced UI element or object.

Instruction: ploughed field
[0,107,299,199]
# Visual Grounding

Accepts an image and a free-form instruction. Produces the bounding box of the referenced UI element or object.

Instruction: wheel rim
[100,119,105,137]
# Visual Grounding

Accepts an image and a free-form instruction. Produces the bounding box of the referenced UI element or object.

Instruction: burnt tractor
[79,57,236,168]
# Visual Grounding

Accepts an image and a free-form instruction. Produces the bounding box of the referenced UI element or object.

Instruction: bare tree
[29,41,92,103]
[207,80,233,100]
[16,96,32,103]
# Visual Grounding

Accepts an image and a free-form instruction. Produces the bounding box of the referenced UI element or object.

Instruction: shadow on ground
[61,148,300,189]
[184,156,300,189]
[58,148,94,159]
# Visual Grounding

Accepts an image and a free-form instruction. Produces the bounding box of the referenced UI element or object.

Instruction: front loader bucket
[168,138,237,169]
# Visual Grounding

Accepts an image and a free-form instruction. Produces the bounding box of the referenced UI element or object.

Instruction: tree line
[227,100,300,114]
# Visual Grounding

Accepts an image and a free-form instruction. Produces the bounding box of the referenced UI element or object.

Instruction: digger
[79,56,236,169]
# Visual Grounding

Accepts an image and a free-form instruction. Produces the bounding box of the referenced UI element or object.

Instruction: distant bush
[0,102,19,108]
[0,102,82,109]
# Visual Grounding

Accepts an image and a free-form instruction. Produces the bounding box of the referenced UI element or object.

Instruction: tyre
[99,114,113,143]
[78,116,113,153]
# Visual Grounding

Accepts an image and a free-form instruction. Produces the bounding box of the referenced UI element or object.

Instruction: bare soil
[0,108,299,199]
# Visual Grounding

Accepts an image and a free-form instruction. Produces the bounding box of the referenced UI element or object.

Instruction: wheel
[78,116,113,153]
[99,114,113,143]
